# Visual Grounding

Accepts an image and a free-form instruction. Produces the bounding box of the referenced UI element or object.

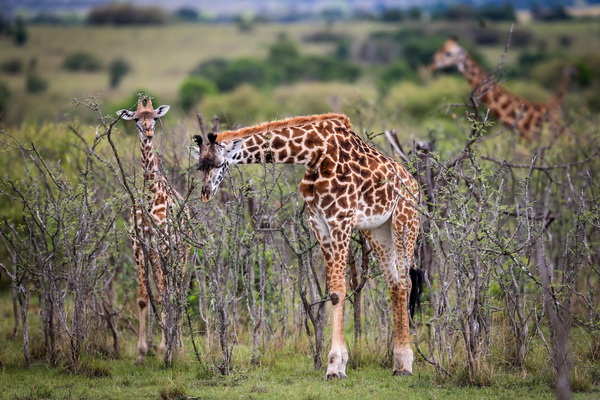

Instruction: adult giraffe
[430,38,574,141]
[117,97,190,364]
[193,113,423,378]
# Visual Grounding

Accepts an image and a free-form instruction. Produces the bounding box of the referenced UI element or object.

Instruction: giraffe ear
[154,105,170,118]
[117,109,136,120]
[224,139,244,160]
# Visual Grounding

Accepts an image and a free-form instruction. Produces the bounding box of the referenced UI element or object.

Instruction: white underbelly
[354,209,393,230]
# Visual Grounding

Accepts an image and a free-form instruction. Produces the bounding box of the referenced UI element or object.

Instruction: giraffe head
[429,38,466,71]
[193,134,244,203]
[116,97,170,139]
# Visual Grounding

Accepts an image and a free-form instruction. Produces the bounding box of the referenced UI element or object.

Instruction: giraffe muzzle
[200,187,213,203]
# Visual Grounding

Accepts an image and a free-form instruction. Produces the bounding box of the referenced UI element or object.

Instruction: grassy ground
[0,283,598,400]
[2,344,598,400]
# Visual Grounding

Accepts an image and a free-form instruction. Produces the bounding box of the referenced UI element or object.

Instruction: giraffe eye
[446,52,452,57]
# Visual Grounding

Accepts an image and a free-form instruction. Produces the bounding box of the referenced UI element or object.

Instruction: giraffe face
[429,38,464,70]
[117,98,170,139]
[193,135,244,203]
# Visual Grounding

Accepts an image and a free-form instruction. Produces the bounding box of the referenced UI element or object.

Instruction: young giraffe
[430,38,573,141]
[117,97,190,364]
[193,113,423,378]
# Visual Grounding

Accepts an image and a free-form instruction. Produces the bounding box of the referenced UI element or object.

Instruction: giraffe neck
[458,53,493,90]
[222,115,351,168]
[140,136,168,199]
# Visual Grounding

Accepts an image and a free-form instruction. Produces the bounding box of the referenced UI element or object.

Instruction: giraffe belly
[354,209,393,230]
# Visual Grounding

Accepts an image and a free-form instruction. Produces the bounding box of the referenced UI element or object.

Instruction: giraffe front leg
[134,242,149,364]
[326,287,348,380]
[136,281,149,364]
[308,212,352,379]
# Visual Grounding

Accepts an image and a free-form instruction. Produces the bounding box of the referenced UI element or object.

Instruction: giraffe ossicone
[194,113,423,378]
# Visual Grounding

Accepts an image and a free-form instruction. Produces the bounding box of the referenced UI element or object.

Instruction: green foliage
[178,76,217,111]
[26,71,48,93]
[378,59,417,91]
[108,57,131,89]
[0,80,10,113]
[401,36,445,69]
[479,3,516,21]
[198,84,278,126]
[63,52,102,72]
[14,16,28,46]
[1,57,23,74]
[190,37,361,93]
[173,7,199,23]
[384,76,470,120]
[86,3,169,25]
[380,8,404,22]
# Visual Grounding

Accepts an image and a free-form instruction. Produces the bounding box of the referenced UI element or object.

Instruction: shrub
[0,80,10,113]
[87,3,168,25]
[401,37,446,69]
[272,81,377,117]
[108,58,131,89]
[26,72,48,93]
[479,3,516,21]
[378,60,417,91]
[298,55,360,83]
[63,52,102,72]
[14,16,27,46]
[198,84,278,126]
[1,58,23,74]
[384,76,470,119]
[179,76,217,111]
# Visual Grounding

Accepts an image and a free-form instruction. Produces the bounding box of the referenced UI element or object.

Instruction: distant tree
[1,58,23,74]
[531,4,571,21]
[63,52,102,72]
[87,4,168,25]
[481,2,516,21]
[378,60,417,91]
[173,7,199,23]
[14,16,27,46]
[108,58,131,89]
[381,8,404,22]
[0,80,10,114]
[179,77,217,111]
[443,4,477,21]
[26,72,48,93]
[407,7,422,21]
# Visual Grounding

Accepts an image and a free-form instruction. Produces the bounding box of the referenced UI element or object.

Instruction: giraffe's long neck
[224,119,349,168]
[458,53,497,92]
[140,137,168,200]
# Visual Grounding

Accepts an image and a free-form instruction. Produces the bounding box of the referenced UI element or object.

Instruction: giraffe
[430,38,573,141]
[117,97,190,364]
[193,113,423,378]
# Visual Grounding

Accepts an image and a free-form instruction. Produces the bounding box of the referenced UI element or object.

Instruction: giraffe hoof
[393,370,412,377]
[326,372,347,380]
[135,357,144,365]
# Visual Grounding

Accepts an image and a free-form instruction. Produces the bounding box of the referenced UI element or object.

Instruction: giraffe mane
[216,113,352,142]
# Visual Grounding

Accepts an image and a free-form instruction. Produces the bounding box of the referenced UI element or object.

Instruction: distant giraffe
[193,113,424,378]
[117,97,190,364]
[430,38,573,141]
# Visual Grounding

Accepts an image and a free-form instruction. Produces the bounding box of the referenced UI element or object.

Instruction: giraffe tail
[409,268,425,318]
